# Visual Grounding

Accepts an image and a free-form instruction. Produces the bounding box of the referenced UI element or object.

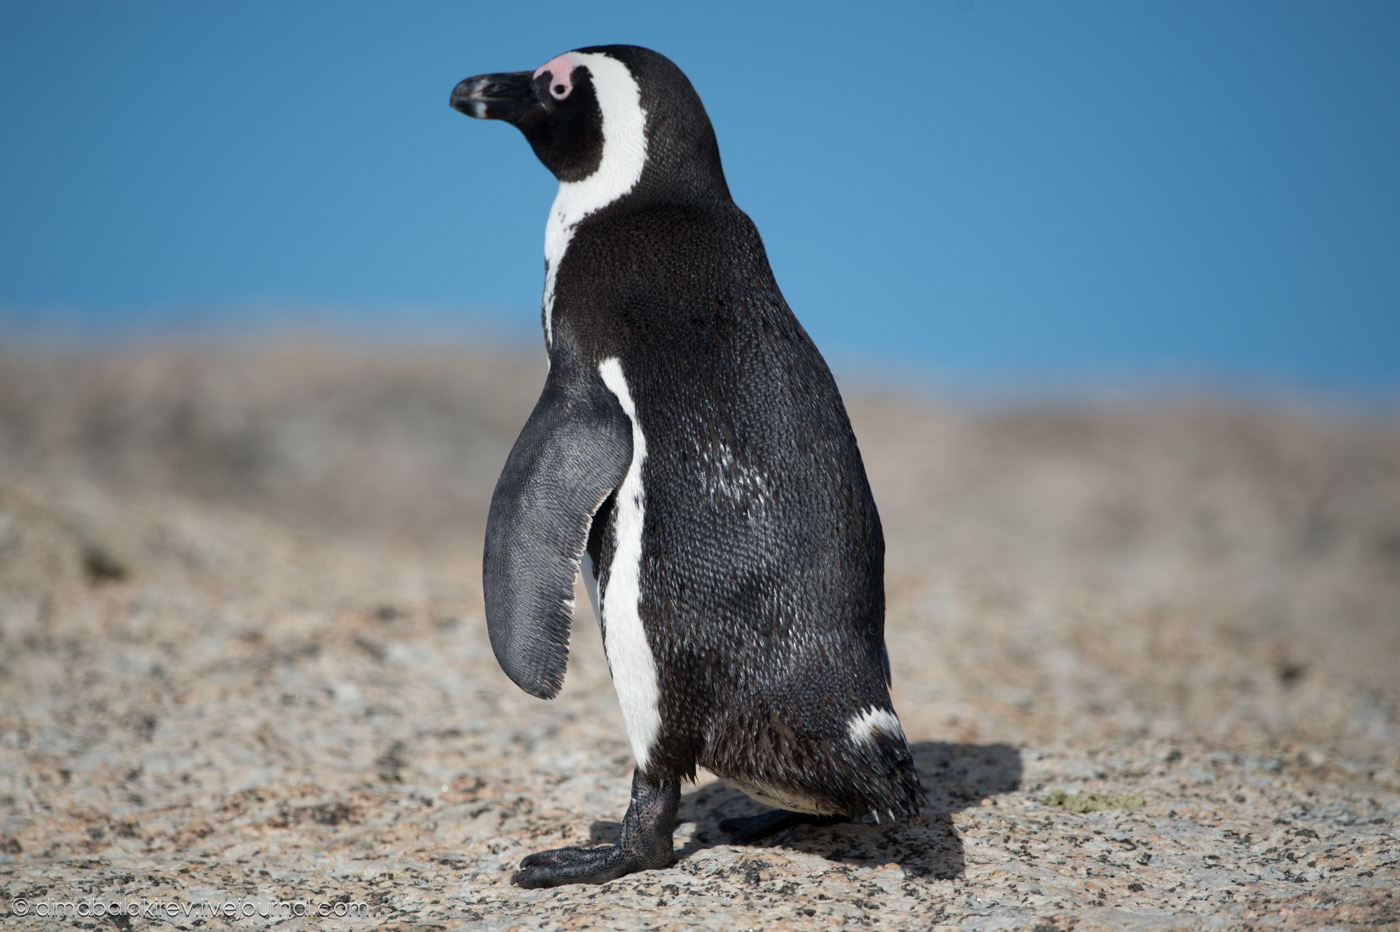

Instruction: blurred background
[2,0,1397,396]
[2,7,1398,918]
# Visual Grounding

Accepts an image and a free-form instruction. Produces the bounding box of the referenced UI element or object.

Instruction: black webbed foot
[720,808,846,844]
[513,844,634,887]
[511,769,680,888]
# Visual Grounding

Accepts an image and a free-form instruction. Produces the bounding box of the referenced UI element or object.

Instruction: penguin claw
[512,844,661,888]
[518,846,598,868]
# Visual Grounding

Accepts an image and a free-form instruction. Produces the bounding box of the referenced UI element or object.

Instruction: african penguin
[451,45,924,888]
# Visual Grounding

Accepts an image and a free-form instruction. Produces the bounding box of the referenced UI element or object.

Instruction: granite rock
[0,344,1396,930]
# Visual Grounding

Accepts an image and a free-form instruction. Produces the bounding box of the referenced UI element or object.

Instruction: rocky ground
[0,342,1396,930]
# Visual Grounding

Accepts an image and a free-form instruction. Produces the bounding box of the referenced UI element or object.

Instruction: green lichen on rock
[1043,789,1145,812]
[81,540,131,584]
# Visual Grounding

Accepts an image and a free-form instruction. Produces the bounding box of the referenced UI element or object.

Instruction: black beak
[451,71,538,122]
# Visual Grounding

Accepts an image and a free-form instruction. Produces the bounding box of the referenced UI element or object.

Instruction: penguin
[450,45,923,888]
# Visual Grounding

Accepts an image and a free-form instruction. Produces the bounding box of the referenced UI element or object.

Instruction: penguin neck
[542,171,642,354]
[546,56,649,235]
[537,51,733,353]
[541,53,650,354]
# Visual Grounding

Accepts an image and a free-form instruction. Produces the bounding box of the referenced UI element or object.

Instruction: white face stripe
[541,52,648,352]
[595,357,662,770]
[847,706,905,746]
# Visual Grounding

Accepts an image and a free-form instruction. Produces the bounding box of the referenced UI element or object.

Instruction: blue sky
[2,1,1397,393]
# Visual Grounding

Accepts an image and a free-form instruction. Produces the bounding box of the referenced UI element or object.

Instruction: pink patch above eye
[534,53,575,99]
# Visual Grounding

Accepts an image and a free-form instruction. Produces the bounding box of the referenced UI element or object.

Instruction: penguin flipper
[483,358,633,700]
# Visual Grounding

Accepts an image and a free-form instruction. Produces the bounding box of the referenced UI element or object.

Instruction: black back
[548,49,890,781]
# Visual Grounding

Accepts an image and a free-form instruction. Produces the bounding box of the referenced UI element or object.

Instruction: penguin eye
[550,80,571,101]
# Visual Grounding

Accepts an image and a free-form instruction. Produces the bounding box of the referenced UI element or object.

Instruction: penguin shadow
[586,742,1022,880]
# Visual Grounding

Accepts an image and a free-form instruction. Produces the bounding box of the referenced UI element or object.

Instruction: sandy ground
[0,342,1396,930]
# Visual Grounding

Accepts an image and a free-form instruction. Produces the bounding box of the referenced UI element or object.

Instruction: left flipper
[482,353,632,700]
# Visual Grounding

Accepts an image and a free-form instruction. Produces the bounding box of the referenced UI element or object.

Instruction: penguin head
[451,45,730,206]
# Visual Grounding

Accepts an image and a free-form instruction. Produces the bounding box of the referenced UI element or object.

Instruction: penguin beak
[451,71,539,122]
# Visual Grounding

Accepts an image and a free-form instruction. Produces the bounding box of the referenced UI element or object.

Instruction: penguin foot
[512,843,641,887]
[511,769,680,888]
[720,809,846,844]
